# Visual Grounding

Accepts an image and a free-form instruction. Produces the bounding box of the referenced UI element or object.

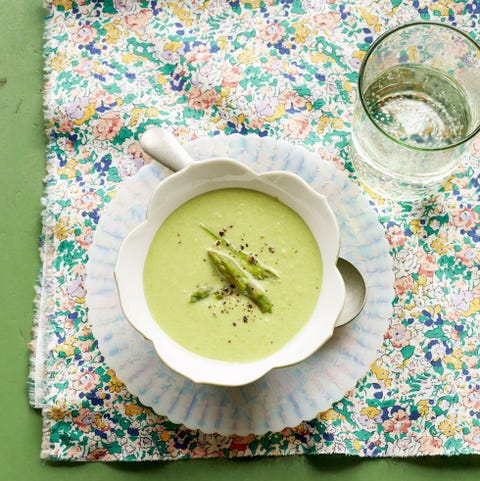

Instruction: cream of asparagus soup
[143,188,323,362]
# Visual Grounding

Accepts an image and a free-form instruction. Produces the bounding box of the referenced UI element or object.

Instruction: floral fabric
[32,0,480,460]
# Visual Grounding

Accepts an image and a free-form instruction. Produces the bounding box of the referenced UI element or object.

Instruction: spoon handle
[139,127,193,172]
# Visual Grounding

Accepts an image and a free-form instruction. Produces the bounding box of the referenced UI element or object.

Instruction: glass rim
[358,21,480,152]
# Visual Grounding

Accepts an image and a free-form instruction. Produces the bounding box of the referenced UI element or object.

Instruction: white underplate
[86,134,394,435]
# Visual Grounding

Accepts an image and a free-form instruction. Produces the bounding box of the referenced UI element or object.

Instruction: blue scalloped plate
[86,134,394,435]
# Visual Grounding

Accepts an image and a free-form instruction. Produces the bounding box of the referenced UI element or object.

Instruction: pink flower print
[465,427,480,449]
[385,324,412,348]
[386,225,407,248]
[71,369,100,392]
[394,275,415,296]
[187,87,219,110]
[470,135,480,155]
[86,448,117,461]
[258,20,285,44]
[92,112,123,140]
[264,57,284,74]
[71,24,96,44]
[73,408,96,432]
[64,97,90,120]
[451,207,477,229]
[67,446,84,459]
[185,44,212,63]
[247,116,265,131]
[76,227,94,248]
[89,88,118,109]
[419,433,444,455]
[463,386,480,410]
[222,64,243,89]
[382,408,411,434]
[312,11,341,31]
[278,88,308,111]
[455,245,478,268]
[417,251,437,278]
[284,115,312,140]
[74,191,99,212]
[121,10,153,32]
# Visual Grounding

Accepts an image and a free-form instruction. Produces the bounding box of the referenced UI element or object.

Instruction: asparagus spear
[200,224,279,280]
[189,286,213,303]
[207,248,273,313]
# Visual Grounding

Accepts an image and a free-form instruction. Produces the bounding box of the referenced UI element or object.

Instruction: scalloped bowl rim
[114,158,345,386]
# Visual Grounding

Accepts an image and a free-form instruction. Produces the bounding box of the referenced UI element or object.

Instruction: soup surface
[143,188,322,362]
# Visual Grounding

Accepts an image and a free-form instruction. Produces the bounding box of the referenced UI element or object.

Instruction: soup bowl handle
[140,127,193,172]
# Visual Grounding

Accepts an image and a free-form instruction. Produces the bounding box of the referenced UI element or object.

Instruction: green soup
[143,188,322,362]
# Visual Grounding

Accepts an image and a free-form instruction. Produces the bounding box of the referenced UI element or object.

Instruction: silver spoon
[139,128,367,327]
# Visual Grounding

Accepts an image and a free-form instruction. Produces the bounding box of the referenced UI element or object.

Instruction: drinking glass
[350,22,480,201]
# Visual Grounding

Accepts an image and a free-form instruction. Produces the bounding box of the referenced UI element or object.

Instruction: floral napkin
[31,0,480,461]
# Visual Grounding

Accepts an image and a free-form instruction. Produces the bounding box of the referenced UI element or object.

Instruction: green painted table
[1,1,479,479]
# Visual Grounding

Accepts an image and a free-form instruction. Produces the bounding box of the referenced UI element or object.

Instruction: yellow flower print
[106,370,124,393]
[409,218,425,235]
[264,104,286,123]
[343,80,353,93]
[53,0,73,10]
[360,406,381,419]
[292,22,310,44]
[310,52,330,65]
[50,402,69,421]
[353,439,362,451]
[51,52,67,72]
[238,47,256,65]
[169,3,192,26]
[121,52,141,64]
[73,103,96,126]
[331,117,344,129]
[130,107,145,127]
[319,408,341,421]
[359,183,386,204]
[55,335,76,358]
[430,0,450,16]
[54,221,71,241]
[352,50,366,62]
[216,36,229,50]
[125,403,144,417]
[160,430,171,442]
[461,297,480,317]
[104,22,122,44]
[317,115,332,134]
[164,41,183,53]
[417,399,430,416]
[58,157,79,180]
[439,418,458,437]
[145,107,159,118]
[370,361,392,387]
[444,349,465,370]
[359,7,381,33]
[431,236,448,255]
[156,74,168,85]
